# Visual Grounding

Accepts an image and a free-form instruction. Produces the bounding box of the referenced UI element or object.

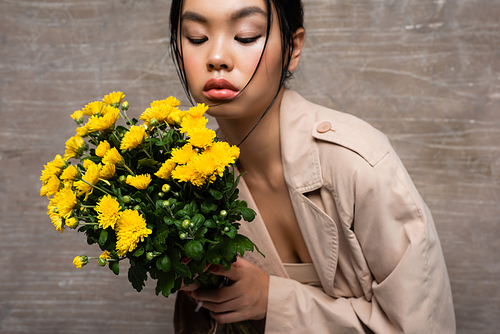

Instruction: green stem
[123,163,136,176]
[141,147,152,159]
[81,179,113,196]
[144,192,156,206]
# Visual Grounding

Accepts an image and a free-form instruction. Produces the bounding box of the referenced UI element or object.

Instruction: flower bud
[97,257,107,267]
[65,217,79,229]
[161,184,171,193]
[121,101,129,110]
[161,200,170,209]
[118,175,127,183]
[182,219,190,228]
[150,118,159,127]
[73,255,88,269]
[223,226,230,232]
[220,210,228,217]
[179,232,187,240]
[158,192,165,198]
[133,205,141,211]
[123,195,132,203]
[146,252,155,261]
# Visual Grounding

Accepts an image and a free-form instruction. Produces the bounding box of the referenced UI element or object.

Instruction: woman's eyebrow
[181,6,266,24]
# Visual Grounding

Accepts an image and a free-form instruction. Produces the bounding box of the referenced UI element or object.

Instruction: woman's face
[179,0,283,120]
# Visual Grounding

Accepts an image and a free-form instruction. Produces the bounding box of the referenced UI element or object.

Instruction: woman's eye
[235,36,261,44]
[188,37,207,45]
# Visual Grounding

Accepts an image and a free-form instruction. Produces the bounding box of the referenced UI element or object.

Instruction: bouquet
[40,92,261,298]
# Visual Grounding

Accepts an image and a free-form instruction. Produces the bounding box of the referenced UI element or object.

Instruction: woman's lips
[203,78,239,101]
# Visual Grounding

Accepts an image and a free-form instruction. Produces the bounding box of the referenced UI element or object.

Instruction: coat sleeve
[264,149,455,333]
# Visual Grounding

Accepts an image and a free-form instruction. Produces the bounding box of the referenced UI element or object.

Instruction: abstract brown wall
[0,0,498,333]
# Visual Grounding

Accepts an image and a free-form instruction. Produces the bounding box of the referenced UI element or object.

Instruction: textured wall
[0,0,498,333]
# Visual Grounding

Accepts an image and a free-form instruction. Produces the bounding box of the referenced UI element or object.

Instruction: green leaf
[208,189,223,200]
[224,225,237,239]
[240,207,256,222]
[204,219,217,228]
[155,273,176,298]
[131,247,144,257]
[109,260,119,275]
[195,227,208,240]
[191,213,205,229]
[173,261,191,278]
[201,201,218,214]
[98,229,108,246]
[128,265,148,292]
[137,158,158,169]
[184,240,204,261]
[156,254,172,272]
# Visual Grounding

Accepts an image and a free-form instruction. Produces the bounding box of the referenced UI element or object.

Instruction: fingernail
[210,265,218,273]
[184,291,192,296]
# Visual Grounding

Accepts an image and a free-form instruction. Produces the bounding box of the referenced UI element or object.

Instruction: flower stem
[81,179,113,196]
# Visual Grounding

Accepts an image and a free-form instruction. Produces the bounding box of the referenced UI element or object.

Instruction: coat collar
[280,90,323,193]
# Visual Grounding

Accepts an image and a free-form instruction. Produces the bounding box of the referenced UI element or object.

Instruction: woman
[169,0,456,333]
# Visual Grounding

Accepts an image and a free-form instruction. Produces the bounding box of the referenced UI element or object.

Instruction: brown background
[0,0,498,333]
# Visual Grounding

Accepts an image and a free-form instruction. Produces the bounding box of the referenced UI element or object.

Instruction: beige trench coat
[174,90,456,333]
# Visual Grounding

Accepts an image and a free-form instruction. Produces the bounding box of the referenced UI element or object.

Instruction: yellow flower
[60,165,79,181]
[99,163,115,180]
[187,103,208,118]
[55,186,77,218]
[64,135,86,160]
[73,255,88,269]
[95,140,111,157]
[166,108,187,125]
[155,160,177,180]
[40,174,61,197]
[171,164,199,184]
[187,127,216,149]
[103,91,125,106]
[171,144,197,165]
[126,174,152,190]
[180,115,208,134]
[86,106,119,133]
[74,161,100,199]
[140,106,175,125]
[95,195,121,229]
[76,123,91,137]
[65,217,79,229]
[40,155,65,184]
[120,125,147,151]
[192,153,217,178]
[70,110,84,124]
[49,212,65,234]
[151,96,181,109]
[115,209,152,256]
[82,101,107,116]
[205,141,240,176]
[100,250,112,259]
[102,147,123,166]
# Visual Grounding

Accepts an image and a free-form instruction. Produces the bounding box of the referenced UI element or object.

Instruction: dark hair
[169,0,304,144]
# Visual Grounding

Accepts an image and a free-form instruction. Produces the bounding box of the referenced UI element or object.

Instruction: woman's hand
[189,257,270,324]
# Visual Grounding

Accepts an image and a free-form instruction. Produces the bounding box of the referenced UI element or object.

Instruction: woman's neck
[216,91,284,183]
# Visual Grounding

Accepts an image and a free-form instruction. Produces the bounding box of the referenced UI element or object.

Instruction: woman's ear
[288,27,305,72]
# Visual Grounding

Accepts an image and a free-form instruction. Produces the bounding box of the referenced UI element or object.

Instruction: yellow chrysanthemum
[151,96,181,109]
[70,110,84,123]
[115,209,152,256]
[187,103,208,118]
[65,217,79,229]
[74,161,100,199]
[95,195,121,229]
[102,147,123,166]
[49,212,65,234]
[187,127,216,149]
[64,135,86,160]
[82,101,107,116]
[171,144,197,165]
[95,140,111,157]
[191,153,217,178]
[55,186,77,218]
[120,125,147,151]
[99,163,115,180]
[103,91,125,106]
[180,115,208,134]
[155,160,177,180]
[73,255,88,269]
[171,164,199,184]
[40,155,65,184]
[126,174,152,190]
[140,105,175,124]
[40,174,61,197]
[60,165,79,181]
[205,141,240,176]
[166,109,187,125]
[100,250,112,259]
[86,106,119,133]
[76,123,91,137]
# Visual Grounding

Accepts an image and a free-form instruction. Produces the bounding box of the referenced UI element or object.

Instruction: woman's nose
[206,40,233,71]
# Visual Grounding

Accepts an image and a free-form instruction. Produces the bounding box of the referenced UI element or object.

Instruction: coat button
[316,121,332,133]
